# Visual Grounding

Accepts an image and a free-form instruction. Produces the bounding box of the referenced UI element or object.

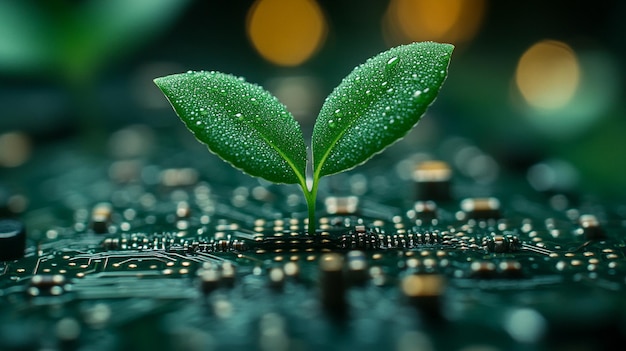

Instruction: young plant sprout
[154,41,453,235]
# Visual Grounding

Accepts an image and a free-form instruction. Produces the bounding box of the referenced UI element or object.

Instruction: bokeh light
[515,40,580,110]
[0,132,31,168]
[514,40,620,138]
[383,0,485,46]
[246,0,327,67]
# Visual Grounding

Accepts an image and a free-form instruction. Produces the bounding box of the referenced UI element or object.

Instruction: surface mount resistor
[27,274,66,296]
[325,196,359,215]
[460,197,501,219]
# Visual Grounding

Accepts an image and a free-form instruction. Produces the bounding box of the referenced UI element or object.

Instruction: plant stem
[301,180,319,236]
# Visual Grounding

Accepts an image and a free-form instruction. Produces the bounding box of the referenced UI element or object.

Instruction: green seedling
[154,41,453,235]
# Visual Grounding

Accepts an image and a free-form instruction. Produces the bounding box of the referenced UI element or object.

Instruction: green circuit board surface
[1,125,625,351]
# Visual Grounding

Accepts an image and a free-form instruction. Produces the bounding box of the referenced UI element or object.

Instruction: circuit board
[1,124,625,351]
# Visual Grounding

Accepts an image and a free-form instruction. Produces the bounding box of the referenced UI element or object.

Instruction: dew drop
[386,56,399,71]
[235,113,244,120]
[413,90,422,98]
[328,119,336,128]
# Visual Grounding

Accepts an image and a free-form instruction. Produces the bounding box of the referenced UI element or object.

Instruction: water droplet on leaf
[386,56,399,71]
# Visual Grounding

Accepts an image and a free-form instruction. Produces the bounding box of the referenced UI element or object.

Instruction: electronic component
[198,264,221,294]
[268,266,286,290]
[325,196,359,215]
[27,274,66,296]
[469,261,497,279]
[90,202,113,233]
[319,253,346,314]
[482,234,521,253]
[460,197,501,219]
[346,250,368,286]
[0,219,26,261]
[413,160,452,201]
[577,214,605,240]
[409,200,438,226]
[498,260,523,278]
[401,274,446,319]
[1,131,623,351]
[220,261,236,287]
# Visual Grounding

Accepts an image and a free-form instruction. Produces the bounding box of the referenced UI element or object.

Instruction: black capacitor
[0,219,26,261]
[579,214,605,240]
[90,203,112,234]
[198,268,221,294]
[319,253,346,315]
[268,267,285,291]
[401,273,446,320]
[0,185,11,217]
[346,251,368,286]
[413,161,452,202]
[220,262,236,287]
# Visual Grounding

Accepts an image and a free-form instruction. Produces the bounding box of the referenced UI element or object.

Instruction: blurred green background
[0,0,624,198]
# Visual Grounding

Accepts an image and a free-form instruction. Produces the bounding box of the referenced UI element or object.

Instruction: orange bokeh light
[383,0,485,46]
[515,40,580,110]
[246,0,327,67]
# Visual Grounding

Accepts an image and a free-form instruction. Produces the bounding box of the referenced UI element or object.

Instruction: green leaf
[312,42,454,177]
[154,71,307,185]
